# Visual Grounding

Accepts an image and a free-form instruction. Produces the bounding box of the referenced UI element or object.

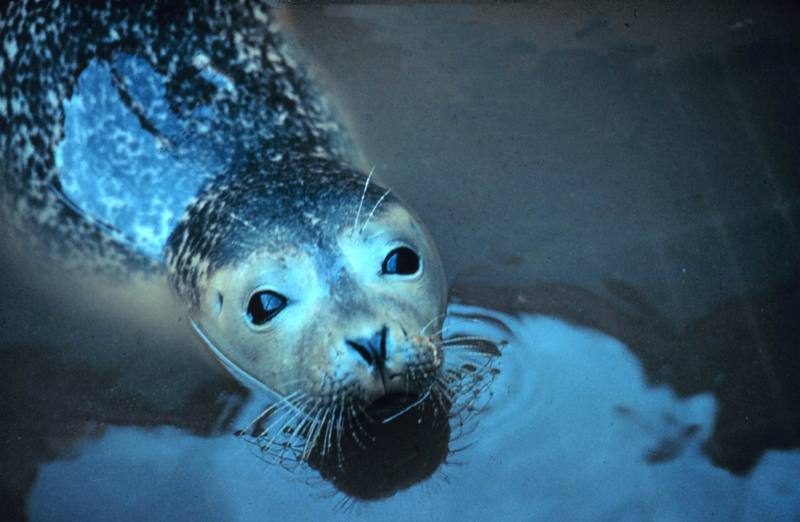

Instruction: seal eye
[246,291,287,325]
[382,247,420,276]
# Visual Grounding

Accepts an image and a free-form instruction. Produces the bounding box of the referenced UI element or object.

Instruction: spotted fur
[0,0,386,288]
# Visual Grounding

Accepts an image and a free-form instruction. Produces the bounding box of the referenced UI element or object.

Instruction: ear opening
[215,291,224,317]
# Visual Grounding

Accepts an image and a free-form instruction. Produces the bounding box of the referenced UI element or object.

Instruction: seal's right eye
[246,291,287,325]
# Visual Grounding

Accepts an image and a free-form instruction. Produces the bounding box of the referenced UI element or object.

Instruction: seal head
[167,156,447,409]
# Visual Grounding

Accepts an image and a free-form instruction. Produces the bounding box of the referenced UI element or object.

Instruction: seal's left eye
[382,247,420,275]
[246,291,287,325]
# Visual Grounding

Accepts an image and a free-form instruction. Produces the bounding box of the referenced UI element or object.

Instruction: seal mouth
[366,391,431,424]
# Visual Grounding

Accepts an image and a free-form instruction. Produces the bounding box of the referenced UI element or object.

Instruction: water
[3,2,800,520]
[25,306,800,519]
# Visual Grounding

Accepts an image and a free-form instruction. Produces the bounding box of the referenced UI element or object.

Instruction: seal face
[1,2,450,416]
[188,197,447,407]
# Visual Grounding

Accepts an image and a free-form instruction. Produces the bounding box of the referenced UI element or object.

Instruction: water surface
[3,2,800,520]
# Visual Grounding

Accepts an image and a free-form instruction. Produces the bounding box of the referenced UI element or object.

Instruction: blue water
[27,305,800,520]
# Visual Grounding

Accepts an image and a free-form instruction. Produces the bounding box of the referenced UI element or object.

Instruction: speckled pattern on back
[0,0,388,285]
[55,53,234,259]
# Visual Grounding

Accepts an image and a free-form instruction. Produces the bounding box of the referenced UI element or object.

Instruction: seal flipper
[54,54,230,260]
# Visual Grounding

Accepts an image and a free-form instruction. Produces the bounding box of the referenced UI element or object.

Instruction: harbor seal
[0,0,499,467]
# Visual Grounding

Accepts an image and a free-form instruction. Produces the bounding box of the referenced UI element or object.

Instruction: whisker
[322,400,338,464]
[284,399,321,455]
[259,398,309,449]
[285,417,310,454]
[313,406,332,459]
[347,399,372,448]
[302,405,329,461]
[381,387,432,424]
[335,394,346,470]
[241,309,505,469]
[431,382,450,414]
[241,390,304,435]
[256,394,307,438]
[434,377,456,403]
[352,165,375,235]
[298,404,323,461]
[359,187,391,235]
[420,313,447,336]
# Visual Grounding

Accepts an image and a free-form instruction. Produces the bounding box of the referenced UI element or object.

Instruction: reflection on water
[28,305,800,520]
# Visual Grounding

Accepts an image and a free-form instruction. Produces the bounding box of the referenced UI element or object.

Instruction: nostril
[346,340,374,366]
[346,326,390,368]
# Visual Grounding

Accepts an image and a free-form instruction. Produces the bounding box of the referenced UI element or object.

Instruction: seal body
[2,0,347,271]
[1,1,448,416]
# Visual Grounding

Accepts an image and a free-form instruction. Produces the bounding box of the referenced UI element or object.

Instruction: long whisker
[300,399,323,460]
[258,396,310,448]
[336,394,346,471]
[301,405,327,461]
[359,187,391,235]
[257,394,307,438]
[286,413,313,454]
[352,165,375,235]
[241,390,304,435]
[420,313,447,336]
[322,400,338,463]
[309,405,332,460]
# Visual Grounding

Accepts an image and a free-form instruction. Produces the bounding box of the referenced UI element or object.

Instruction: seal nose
[345,326,388,367]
